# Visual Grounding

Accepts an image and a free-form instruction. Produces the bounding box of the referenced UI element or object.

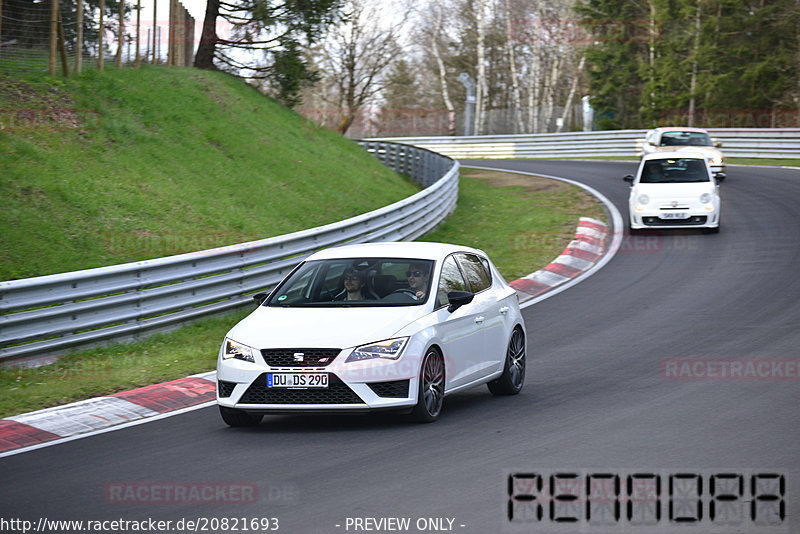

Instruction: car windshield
[640,158,710,183]
[659,131,713,147]
[265,257,435,307]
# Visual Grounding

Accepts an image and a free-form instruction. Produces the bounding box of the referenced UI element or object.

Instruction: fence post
[75,0,83,73]
[98,0,104,71]
[167,0,174,66]
[135,0,140,68]
[56,3,69,77]
[116,0,124,67]
[49,0,57,75]
[152,0,157,63]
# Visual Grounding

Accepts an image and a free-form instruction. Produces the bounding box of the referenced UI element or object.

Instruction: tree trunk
[431,0,455,134]
[505,0,524,133]
[527,3,542,133]
[431,1,453,112]
[194,0,220,70]
[474,0,487,135]
[688,1,701,127]
[648,1,656,114]
[542,55,560,132]
[556,56,584,133]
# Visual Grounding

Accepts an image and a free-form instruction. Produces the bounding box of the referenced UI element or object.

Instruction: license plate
[660,212,690,219]
[267,373,328,388]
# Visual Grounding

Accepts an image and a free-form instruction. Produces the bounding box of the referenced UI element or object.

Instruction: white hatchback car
[641,127,725,178]
[216,242,526,425]
[624,152,722,233]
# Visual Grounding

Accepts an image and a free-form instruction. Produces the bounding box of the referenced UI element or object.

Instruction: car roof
[655,126,710,134]
[307,241,487,261]
[641,150,707,161]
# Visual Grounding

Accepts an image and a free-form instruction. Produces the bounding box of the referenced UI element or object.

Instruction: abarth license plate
[267,373,329,388]
[660,212,690,219]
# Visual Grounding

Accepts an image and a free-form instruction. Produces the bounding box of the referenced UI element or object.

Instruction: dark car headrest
[371,274,397,298]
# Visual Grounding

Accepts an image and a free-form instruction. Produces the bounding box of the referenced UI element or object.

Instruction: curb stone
[0,373,216,456]
[510,217,608,302]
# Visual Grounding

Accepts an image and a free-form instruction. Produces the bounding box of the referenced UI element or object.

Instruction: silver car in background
[641,127,726,179]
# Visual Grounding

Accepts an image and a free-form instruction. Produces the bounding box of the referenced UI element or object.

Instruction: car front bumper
[629,206,720,230]
[216,349,422,413]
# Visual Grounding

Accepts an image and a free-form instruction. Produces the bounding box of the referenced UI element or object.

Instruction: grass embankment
[0,166,604,418]
[0,66,418,280]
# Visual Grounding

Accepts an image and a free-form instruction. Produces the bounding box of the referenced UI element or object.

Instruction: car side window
[456,253,492,293]
[436,255,467,309]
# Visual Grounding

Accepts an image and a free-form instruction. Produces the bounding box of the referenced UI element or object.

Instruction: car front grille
[239,373,364,405]
[643,216,707,226]
[260,348,340,368]
[217,380,236,398]
[367,380,410,398]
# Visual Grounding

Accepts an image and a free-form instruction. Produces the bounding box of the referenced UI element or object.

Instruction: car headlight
[710,156,723,164]
[222,339,257,363]
[700,193,712,204]
[346,337,409,362]
[637,194,650,205]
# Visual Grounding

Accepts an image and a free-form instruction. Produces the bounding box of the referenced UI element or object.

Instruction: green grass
[728,158,800,166]
[0,65,418,280]
[421,168,605,280]
[0,311,249,418]
[0,166,605,418]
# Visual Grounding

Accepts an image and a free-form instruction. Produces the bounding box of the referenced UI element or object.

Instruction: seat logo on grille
[293,353,305,362]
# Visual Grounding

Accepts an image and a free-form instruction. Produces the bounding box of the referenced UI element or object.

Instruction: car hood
[634,182,716,199]
[225,305,427,350]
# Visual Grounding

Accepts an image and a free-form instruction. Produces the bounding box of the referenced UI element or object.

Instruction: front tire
[219,406,263,427]
[488,327,526,396]
[411,348,445,423]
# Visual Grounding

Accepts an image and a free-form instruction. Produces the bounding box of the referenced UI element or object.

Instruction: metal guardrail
[0,142,458,365]
[371,128,800,160]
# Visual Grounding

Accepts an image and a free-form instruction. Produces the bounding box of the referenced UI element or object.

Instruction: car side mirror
[252,292,269,305]
[714,140,722,148]
[623,175,634,184]
[649,140,656,146]
[447,290,474,313]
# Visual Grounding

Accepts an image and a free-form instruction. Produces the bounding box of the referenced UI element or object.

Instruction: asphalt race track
[1,161,798,534]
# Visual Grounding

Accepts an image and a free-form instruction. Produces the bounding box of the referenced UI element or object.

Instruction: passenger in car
[407,263,431,301]
[335,268,373,301]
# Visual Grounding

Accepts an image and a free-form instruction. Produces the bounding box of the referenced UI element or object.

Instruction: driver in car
[406,264,430,301]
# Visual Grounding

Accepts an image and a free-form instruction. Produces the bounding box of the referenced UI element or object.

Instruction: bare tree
[504,0,524,133]
[312,0,405,134]
[430,0,455,119]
